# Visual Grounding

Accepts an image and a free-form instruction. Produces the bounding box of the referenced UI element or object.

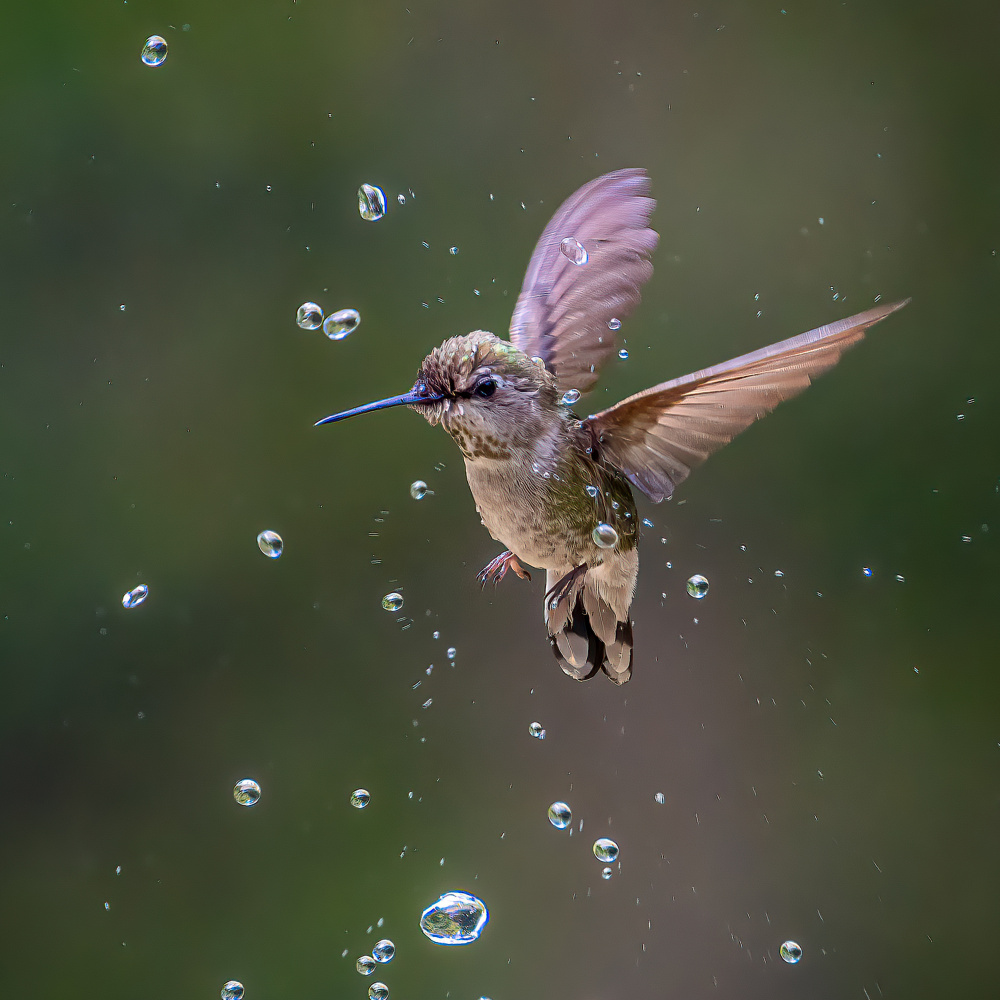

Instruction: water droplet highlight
[256,530,283,559]
[560,388,581,406]
[368,984,389,1000]
[296,302,324,330]
[419,891,489,945]
[559,237,589,265]
[122,584,148,609]
[410,480,432,500]
[528,721,546,739]
[356,956,376,976]
[548,801,572,829]
[234,779,261,807]
[608,317,622,331]
[221,982,244,1000]
[323,308,360,341]
[358,184,387,222]
[140,36,168,67]
[592,523,618,549]
[382,592,404,612]
[780,940,803,964]
[350,788,371,809]
[686,574,709,599]
[593,837,619,862]
[372,939,395,963]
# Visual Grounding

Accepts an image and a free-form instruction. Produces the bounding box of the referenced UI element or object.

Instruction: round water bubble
[560,388,581,406]
[528,721,546,740]
[593,837,619,863]
[601,867,613,880]
[547,801,572,829]
[382,592,404,612]
[323,308,360,341]
[122,584,148,610]
[234,779,261,807]
[410,480,432,500]
[559,237,589,266]
[358,184,387,222]
[256,530,283,559]
[592,523,618,549]
[350,788,371,809]
[686,574,709,599]
[419,890,489,945]
[372,939,395,963]
[780,940,803,964]
[221,982,244,1000]
[141,36,168,67]
[654,792,666,805]
[369,984,389,1000]
[296,302,323,330]
[618,348,629,360]
[356,956,376,976]
[608,317,622,331]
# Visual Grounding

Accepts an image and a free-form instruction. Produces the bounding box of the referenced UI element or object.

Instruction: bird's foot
[477,550,532,587]
[544,563,589,609]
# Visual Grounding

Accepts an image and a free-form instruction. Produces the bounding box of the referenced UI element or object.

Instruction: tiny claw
[477,550,531,587]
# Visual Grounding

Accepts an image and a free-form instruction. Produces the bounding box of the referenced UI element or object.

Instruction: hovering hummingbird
[317,169,908,685]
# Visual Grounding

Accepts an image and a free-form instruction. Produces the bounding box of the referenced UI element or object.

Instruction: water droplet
[559,237,589,265]
[608,317,622,331]
[356,956,376,976]
[447,647,456,660]
[358,184,387,221]
[350,788,371,809]
[547,801,572,829]
[585,485,600,498]
[121,584,148,609]
[528,721,546,739]
[323,308,360,340]
[234,779,261,807]
[410,480,432,500]
[592,523,618,549]
[382,592,404,612]
[654,792,665,804]
[419,891,489,945]
[296,302,324,330]
[686,574,709,599]
[372,939,395,963]
[397,193,406,205]
[560,388,581,406]
[618,348,629,360]
[221,982,244,1000]
[779,940,803,964]
[863,566,873,578]
[256,530,283,559]
[140,36,168,67]
[368,984,389,1000]
[593,837,619,862]
[601,866,613,880]
[449,246,459,255]
[642,518,653,528]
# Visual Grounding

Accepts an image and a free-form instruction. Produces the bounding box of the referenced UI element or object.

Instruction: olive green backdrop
[1,1,997,998]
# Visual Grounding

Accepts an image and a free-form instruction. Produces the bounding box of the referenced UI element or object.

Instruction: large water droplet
[372,939,395,963]
[350,788,371,809]
[592,523,618,549]
[410,480,432,500]
[780,940,803,964]
[369,984,389,1000]
[358,184,387,221]
[221,982,244,1000]
[323,308,360,341]
[356,956,376,976]
[296,302,323,330]
[234,779,261,806]
[141,36,168,67]
[528,721,546,740]
[559,237,589,265]
[608,317,622,331]
[592,837,619,862]
[419,891,489,945]
[382,592,404,612]
[686,574,709,599]
[122,584,148,609]
[560,388,581,406]
[547,801,572,829]
[256,530,283,559]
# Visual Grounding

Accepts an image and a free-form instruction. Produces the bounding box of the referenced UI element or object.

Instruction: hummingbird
[317,169,908,685]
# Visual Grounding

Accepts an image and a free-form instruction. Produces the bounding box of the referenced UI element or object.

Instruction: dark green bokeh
[1,1,997,997]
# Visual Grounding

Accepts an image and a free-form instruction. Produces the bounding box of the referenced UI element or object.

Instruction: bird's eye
[473,378,497,399]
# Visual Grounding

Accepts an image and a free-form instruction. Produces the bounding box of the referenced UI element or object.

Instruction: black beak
[314,387,443,426]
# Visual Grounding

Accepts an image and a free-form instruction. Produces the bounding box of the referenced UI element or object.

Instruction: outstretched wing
[583,300,910,503]
[509,168,658,395]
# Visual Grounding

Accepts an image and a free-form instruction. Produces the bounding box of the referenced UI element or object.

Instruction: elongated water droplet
[559,237,588,265]
[528,721,546,740]
[234,779,261,806]
[372,939,395,963]
[141,36,168,67]
[547,801,572,829]
[256,530,283,559]
[296,302,324,330]
[382,592,403,612]
[592,837,619,862]
[356,956,376,976]
[221,982,244,1000]
[780,940,803,964]
[323,308,360,340]
[592,523,618,549]
[419,891,489,945]
[686,574,709,599]
[350,788,371,809]
[560,388,581,406]
[122,584,148,609]
[358,184,387,221]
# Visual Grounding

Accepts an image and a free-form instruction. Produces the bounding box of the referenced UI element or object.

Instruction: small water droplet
[593,837,619,863]
[382,592,404,612]
[351,788,371,809]
[296,302,324,330]
[221,982,244,1000]
[121,584,148,609]
[358,184,387,221]
[140,36,168,67]
[585,485,599,499]
[432,630,440,639]
[559,237,589,265]
[419,891,489,945]
[372,939,395,963]
[601,867,613,880]
[449,246,459,255]
[608,317,622,331]
[642,518,653,528]
[863,566,873,577]
[780,940,803,964]
[618,348,629,359]
[654,792,666,804]
[356,956,376,976]
[447,646,456,660]
[323,308,360,340]
[528,721,546,740]
[592,523,618,549]
[686,574,709,599]
[368,984,389,1000]
[548,801,572,829]
[560,388,581,406]
[234,779,261,807]
[397,194,406,205]
[256,530,283,559]
[410,480,432,500]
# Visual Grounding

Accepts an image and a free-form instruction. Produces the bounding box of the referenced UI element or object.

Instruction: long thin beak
[314,388,442,426]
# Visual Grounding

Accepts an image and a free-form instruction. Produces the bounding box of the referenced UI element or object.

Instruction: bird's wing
[508,168,658,395]
[583,300,910,503]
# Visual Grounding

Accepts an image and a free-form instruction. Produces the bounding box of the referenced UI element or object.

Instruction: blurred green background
[1,0,997,997]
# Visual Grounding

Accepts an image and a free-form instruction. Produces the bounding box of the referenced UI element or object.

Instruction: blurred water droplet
[221,982,244,1000]
[256,530,283,559]
[863,566,873,577]
[686,574,709,599]
[449,246,459,255]
[559,237,589,265]
[372,939,395,963]
[528,721,546,739]
[350,788,371,809]
[447,647,456,660]
[608,317,622,331]
[368,983,389,1000]
[323,308,360,340]
[618,348,629,359]
[234,779,261,807]
[140,36,168,67]
[548,801,572,829]
[122,584,148,609]
[410,480,432,500]
[560,388,581,406]
[358,184,387,221]
[654,792,665,804]
[592,523,618,549]
[296,302,324,330]
[419,891,489,944]
[593,837,619,862]
[780,940,803,964]
[601,866,613,880]
[382,592,404,612]
[356,956,376,976]
[642,518,653,528]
